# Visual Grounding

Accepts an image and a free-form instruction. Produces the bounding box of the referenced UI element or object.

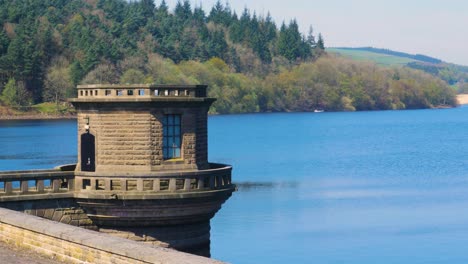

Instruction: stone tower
[69,84,235,256]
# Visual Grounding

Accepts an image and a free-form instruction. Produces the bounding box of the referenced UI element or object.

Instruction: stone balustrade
[0,168,74,201]
[0,163,232,201]
[75,163,232,194]
[76,84,208,99]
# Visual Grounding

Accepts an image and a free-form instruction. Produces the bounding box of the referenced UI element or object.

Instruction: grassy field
[327,48,418,66]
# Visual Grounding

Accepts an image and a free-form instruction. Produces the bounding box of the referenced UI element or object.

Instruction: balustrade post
[37,180,45,192]
[5,182,12,194]
[105,179,111,191]
[137,179,144,191]
[53,179,60,192]
[153,179,160,191]
[21,181,28,194]
[184,178,191,191]
[198,177,204,189]
[121,180,127,191]
[169,179,176,191]
[90,178,96,190]
[68,179,75,190]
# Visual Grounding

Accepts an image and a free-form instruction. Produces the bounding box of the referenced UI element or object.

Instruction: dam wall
[0,207,222,264]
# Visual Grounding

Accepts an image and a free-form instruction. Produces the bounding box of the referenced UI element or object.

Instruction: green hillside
[328,47,468,89]
[327,48,417,66]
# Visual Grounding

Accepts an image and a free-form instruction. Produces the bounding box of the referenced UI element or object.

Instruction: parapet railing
[0,169,75,199]
[76,84,207,99]
[75,163,233,195]
[0,163,233,200]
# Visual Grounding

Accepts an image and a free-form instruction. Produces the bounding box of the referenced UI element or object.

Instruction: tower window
[163,115,181,159]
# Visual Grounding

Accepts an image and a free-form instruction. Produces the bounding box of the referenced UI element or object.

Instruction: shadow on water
[234,181,298,191]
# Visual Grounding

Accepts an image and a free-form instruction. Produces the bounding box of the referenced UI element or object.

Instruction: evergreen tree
[306,26,316,48]
[0,29,10,55]
[317,33,325,50]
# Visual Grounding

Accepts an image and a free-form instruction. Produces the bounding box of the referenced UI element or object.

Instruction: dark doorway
[81,133,95,171]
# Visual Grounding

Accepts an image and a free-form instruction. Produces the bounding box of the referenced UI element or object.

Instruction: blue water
[2,107,468,263]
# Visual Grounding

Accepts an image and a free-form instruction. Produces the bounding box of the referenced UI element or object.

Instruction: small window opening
[138,89,145,96]
[203,177,210,188]
[105,90,112,96]
[28,180,37,191]
[111,180,121,191]
[164,90,169,96]
[12,181,20,192]
[160,179,169,191]
[44,179,52,190]
[143,180,153,191]
[117,90,123,96]
[154,89,159,96]
[127,90,134,96]
[82,179,91,190]
[60,179,68,190]
[80,91,84,96]
[95,90,98,96]
[176,179,184,190]
[190,179,198,190]
[127,180,137,191]
[96,179,105,190]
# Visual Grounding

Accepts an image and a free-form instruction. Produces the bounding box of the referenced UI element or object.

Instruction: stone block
[43,209,55,220]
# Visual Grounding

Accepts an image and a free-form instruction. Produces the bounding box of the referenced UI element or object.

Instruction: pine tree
[306,26,316,48]
[317,33,325,50]
[0,29,10,55]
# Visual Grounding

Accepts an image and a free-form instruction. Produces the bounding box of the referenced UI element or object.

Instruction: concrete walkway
[0,242,64,264]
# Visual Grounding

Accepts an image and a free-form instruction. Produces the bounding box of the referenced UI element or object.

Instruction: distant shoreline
[0,114,76,121]
[457,94,468,105]
[1,98,466,121]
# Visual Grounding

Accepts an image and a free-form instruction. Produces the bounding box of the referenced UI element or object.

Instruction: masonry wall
[0,208,222,264]
[0,199,97,230]
[77,105,210,173]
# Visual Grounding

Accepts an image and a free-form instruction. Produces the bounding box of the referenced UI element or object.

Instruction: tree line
[0,0,456,113]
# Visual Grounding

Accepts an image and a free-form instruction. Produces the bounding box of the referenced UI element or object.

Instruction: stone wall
[76,105,210,173]
[0,207,223,264]
[0,199,97,230]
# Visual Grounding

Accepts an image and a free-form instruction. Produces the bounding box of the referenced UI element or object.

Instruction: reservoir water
[2,107,468,263]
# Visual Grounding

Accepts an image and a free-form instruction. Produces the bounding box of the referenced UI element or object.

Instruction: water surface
[2,107,468,263]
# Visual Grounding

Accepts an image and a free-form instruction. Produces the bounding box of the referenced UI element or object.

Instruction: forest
[0,0,457,114]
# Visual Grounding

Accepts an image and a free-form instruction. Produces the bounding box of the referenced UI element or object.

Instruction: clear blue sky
[163,0,468,65]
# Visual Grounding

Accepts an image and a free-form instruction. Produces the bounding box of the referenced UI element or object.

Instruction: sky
[163,0,468,65]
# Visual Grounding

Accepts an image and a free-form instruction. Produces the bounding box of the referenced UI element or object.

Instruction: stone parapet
[0,169,74,202]
[0,207,223,264]
[74,84,208,100]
